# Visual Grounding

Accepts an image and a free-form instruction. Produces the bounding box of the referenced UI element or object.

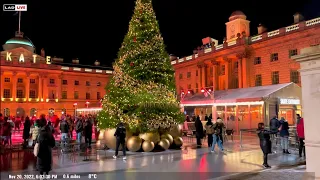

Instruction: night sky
[1,0,319,67]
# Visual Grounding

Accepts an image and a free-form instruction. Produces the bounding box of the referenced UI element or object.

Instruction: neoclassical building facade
[0,31,112,117]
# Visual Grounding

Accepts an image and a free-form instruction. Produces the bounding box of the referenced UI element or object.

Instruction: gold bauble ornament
[173,137,183,147]
[139,132,160,144]
[127,136,142,152]
[159,139,170,150]
[98,130,105,140]
[169,125,182,137]
[142,140,154,152]
[161,134,173,144]
[104,129,119,150]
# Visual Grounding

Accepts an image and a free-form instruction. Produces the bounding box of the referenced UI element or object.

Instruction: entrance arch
[30,108,37,117]
[16,108,25,117]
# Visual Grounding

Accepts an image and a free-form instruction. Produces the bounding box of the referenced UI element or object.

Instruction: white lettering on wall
[19,54,24,62]
[280,99,300,105]
[46,56,51,64]
[33,55,37,63]
[6,52,12,61]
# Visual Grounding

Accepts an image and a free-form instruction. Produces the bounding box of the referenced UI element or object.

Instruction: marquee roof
[181,83,296,105]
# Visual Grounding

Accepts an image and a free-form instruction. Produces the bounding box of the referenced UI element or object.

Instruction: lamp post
[201,87,214,99]
[73,103,78,116]
[85,101,90,108]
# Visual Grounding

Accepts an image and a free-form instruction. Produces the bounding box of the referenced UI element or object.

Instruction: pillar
[1,71,4,98]
[38,74,43,100]
[26,73,30,100]
[238,59,243,88]
[212,105,217,121]
[12,72,17,100]
[57,75,62,99]
[43,76,48,100]
[248,105,251,129]
[224,58,231,89]
[292,45,320,179]
[211,60,219,90]
[203,64,207,88]
[242,58,249,88]
[197,65,203,88]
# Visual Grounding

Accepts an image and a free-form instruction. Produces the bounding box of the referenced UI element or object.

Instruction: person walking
[23,116,31,148]
[31,120,40,146]
[296,114,305,157]
[205,118,214,148]
[75,118,83,150]
[84,118,93,148]
[36,120,55,176]
[269,115,280,145]
[279,117,290,154]
[257,122,274,168]
[211,117,225,152]
[113,122,127,160]
[195,115,204,148]
[59,119,69,141]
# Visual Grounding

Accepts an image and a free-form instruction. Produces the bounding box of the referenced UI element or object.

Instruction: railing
[171,16,320,65]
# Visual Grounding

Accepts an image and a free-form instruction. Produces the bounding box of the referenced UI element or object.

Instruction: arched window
[4,108,10,117]
[16,108,25,117]
[30,108,37,117]
[49,108,54,116]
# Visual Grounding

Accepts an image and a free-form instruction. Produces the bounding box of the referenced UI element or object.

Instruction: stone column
[57,75,62,99]
[38,74,43,100]
[43,75,48,100]
[292,45,320,179]
[242,57,249,88]
[26,73,30,100]
[224,58,231,90]
[12,72,17,100]
[211,60,219,90]
[212,105,217,122]
[197,64,203,88]
[203,64,207,88]
[237,58,243,88]
[248,105,251,129]
[1,71,4,99]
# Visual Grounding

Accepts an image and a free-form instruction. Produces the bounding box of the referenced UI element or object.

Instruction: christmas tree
[97,0,184,133]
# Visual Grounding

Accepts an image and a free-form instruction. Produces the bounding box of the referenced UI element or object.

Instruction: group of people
[192,114,226,152]
[257,114,305,168]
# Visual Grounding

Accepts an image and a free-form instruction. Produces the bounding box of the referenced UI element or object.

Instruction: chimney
[257,24,267,35]
[293,12,304,24]
[94,60,100,66]
[72,59,79,64]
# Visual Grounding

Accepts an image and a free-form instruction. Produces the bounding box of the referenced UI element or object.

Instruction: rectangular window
[49,79,55,84]
[62,80,68,85]
[62,91,67,99]
[86,81,90,86]
[289,49,298,58]
[4,78,10,82]
[179,73,183,79]
[74,81,79,85]
[30,79,36,84]
[187,72,191,78]
[196,83,199,93]
[3,89,10,98]
[86,92,90,99]
[97,92,101,100]
[270,53,279,62]
[17,89,24,98]
[255,74,262,86]
[17,78,23,83]
[74,91,79,99]
[271,71,279,84]
[220,65,225,75]
[196,70,198,76]
[29,90,36,98]
[290,70,300,83]
[254,57,261,65]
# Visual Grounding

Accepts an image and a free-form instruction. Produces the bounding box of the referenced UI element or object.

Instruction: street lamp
[85,101,90,108]
[73,103,78,116]
[201,88,214,99]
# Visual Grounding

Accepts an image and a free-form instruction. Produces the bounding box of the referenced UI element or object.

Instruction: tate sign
[279,98,300,105]
[5,52,51,64]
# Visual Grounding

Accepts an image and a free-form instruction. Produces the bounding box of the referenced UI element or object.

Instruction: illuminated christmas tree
[97,0,184,133]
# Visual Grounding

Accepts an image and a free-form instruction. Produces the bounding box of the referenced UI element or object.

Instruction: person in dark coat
[113,122,127,160]
[23,116,31,148]
[279,117,290,154]
[36,121,55,175]
[195,115,204,147]
[84,119,93,148]
[257,122,276,168]
[205,118,214,148]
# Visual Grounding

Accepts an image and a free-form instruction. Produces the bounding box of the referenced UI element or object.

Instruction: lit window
[271,71,279,84]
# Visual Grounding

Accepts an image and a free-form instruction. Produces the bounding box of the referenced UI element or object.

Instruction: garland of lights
[97,0,184,133]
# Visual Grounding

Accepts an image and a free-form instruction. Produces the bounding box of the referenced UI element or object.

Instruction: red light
[73,103,78,106]
[201,88,205,93]
[188,90,191,94]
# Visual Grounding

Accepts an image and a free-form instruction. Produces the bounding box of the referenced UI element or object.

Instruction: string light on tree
[97,0,184,133]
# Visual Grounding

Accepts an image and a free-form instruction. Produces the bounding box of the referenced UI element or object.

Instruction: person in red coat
[296,114,305,157]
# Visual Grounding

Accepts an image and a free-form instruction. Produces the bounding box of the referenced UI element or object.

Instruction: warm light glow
[19,54,24,62]
[41,98,44,102]
[36,98,39,102]
[33,55,37,63]
[85,101,90,104]
[55,99,58,102]
[73,103,78,106]
[10,98,13,101]
[187,90,191,94]
[1,98,4,101]
[6,52,12,61]
[181,101,264,107]
[23,98,26,102]
[181,91,185,95]
[76,108,102,111]
[46,99,49,102]
[28,98,32,102]
[201,88,205,93]
[208,89,212,92]
[46,56,51,64]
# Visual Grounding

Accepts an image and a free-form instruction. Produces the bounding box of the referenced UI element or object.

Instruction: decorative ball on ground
[173,137,183,147]
[161,133,173,144]
[169,125,182,137]
[104,129,120,150]
[159,139,170,150]
[127,136,142,152]
[98,129,105,140]
[139,132,160,144]
[142,140,154,152]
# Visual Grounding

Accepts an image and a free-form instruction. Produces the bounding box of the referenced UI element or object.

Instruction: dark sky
[1,0,319,67]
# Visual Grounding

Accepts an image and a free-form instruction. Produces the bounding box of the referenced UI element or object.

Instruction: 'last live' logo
[3,4,27,11]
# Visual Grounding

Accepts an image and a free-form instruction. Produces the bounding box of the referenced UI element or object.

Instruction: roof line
[263,82,293,98]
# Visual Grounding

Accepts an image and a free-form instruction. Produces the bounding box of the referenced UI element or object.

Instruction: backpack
[118,126,126,138]
[206,125,214,134]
